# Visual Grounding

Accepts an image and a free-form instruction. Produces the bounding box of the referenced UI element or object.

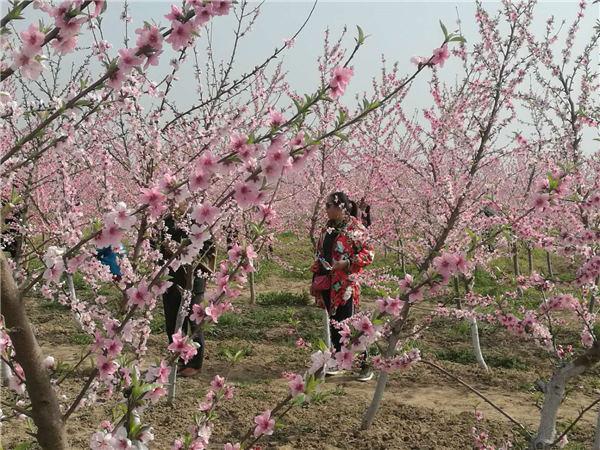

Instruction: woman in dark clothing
[159,210,215,377]
[311,192,375,381]
[358,197,372,228]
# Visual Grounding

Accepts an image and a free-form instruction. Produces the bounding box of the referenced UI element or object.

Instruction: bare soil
[3,273,598,450]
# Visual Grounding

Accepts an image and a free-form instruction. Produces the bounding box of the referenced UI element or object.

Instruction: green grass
[257,290,310,307]
[428,318,477,340]
[150,311,165,334]
[39,299,70,312]
[253,232,315,282]
[69,332,93,345]
[432,347,529,370]
[217,341,254,360]
[254,258,310,282]
[205,299,323,344]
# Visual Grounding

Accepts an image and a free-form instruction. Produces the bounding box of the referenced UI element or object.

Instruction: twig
[552,397,600,446]
[422,359,531,437]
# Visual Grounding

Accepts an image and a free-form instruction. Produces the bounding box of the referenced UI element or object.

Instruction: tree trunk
[594,404,600,450]
[249,270,256,305]
[512,243,520,277]
[589,277,599,314]
[462,276,487,371]
[531,341,600,448]
[527,246,533,275]
[167,270,194,405]
[453,276,462,309]
[546,251,554,279]
[166,296,187,405]
[470,317,488,372]
[361,334,398,429]
[398,237,406,273]
[323,309,331,349]
[1,252,68,449]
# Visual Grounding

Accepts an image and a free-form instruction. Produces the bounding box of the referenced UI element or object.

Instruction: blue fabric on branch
[96,246,122,277]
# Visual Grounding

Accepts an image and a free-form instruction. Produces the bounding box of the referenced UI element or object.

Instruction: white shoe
[325,369,344,377]
[356,369,374,382]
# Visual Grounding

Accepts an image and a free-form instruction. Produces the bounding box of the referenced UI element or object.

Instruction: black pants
[322,290,354,353]
[163,276,206,369]
[323,290,368,369]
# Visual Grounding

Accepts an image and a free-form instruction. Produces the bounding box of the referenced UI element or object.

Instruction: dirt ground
[3,273,598,450]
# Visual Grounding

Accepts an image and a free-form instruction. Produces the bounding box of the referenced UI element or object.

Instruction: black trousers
[322,290,354,353]
[323,290,368,369]
[163,276,206,369]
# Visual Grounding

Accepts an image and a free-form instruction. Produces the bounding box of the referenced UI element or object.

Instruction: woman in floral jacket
[311,192,374,379]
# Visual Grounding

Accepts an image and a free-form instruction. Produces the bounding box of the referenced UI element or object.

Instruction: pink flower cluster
[432,252,468,280]
[411,44,450,68]
[308,349,336,375]
[1,327,26,396]
[335,313,382,354]
[497,311,553,351]
[51,1,101,55]
[140,186,167,218]
[164,1,230,52]
[197,374,234,412]
[42,246,66,284]
[91,425,154,450]
[12,24,46,79]
[95,203,135,248]
[329,66,354,99]
[282,372,305,397]
[539,294,579,314]
[111,0,231,90]
[145,360,171,385]
[576,255,600,285]
[375,296,404,316]
[167,330,198,363]
[171,374,235,450]
[230,133,257,161]
[516,272,552,291]
[372,348,421,373]
[126,280,157,309]
[234,179,262,208]
[261,137,293,184]
[253,410,275,438]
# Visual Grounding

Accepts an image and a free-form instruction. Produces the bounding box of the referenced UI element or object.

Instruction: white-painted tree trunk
[66,273,77,303]
[0,360,10,385]
[361,334,398,429]
[323,309,331,349]
[167,287,192,405]
[593,405,600,450]
[461,277,488,372]
[470,317,488,372]
[532,361,587,447]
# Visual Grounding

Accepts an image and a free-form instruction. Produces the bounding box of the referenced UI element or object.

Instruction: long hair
[349,200,359,218]
[328,191,352,214]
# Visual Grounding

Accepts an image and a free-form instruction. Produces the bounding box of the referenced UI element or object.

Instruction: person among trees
[96,245,123,282]
[311,191,375,381]
[157,204,216,378]
[224,217,239,252]
[357,197,372,228]
[350,197,372,228]
[1,196,24,260]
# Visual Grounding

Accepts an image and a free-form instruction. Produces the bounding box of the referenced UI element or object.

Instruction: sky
[106,1,598,110]
[5,1,599,150]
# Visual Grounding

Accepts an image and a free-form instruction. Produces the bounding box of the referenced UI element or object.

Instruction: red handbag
[310,274,331,296]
